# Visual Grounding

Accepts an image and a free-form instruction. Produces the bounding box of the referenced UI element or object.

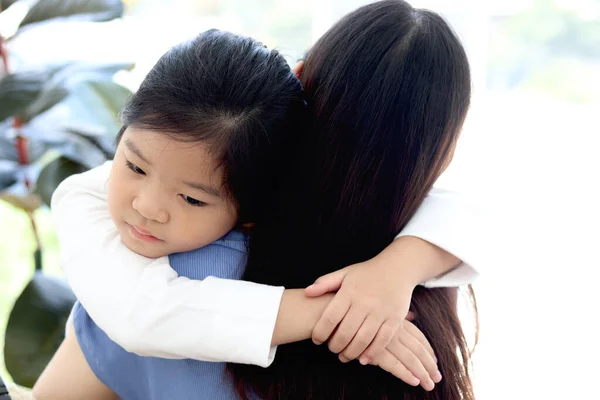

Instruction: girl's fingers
[327,306,367,354]
[371,349,420,387]
[358,319,399,365]
[312,295,351,345]
[386,334,435,391]
[403,320,437,364]
[339,313,383,362]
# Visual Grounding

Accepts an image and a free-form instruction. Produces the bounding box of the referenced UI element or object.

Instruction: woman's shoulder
[168,230,248,279]
[209,230,248,252]
[206,230,248,257]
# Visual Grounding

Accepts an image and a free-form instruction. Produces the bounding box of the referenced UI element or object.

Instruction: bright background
[1,0,598,398]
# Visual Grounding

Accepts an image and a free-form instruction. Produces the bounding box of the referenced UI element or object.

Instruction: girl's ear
[237,222,255,235]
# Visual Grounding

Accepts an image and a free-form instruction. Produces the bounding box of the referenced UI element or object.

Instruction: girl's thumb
[304,268,348,297]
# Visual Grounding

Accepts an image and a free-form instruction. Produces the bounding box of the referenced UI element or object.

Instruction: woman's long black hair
[229,1,474,399]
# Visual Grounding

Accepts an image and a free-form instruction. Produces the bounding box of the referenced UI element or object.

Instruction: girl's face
[107,127,238,258]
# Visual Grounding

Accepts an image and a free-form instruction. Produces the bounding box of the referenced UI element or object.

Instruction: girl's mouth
[128,224,161,242]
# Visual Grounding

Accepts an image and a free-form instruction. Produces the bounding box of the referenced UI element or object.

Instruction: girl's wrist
[271,289,334,346]
[380,236,461,286]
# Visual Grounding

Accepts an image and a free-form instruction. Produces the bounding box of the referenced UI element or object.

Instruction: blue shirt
[73,230,252,400]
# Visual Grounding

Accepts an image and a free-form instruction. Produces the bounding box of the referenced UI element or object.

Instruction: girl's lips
[128,224,161,242]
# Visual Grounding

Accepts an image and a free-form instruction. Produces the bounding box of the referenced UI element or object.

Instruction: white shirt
[52,162,482,368]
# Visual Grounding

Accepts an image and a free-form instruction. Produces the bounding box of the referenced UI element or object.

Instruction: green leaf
[86,80,132,117]
[0,69,52,122]
[65,77,132,137]
[4,269,76,388]
[0,160,19,189]
[0,64,66,122]
[56,130,111,166]
[19,62,111,123]
[35,155,88,206]
[63,123,116,159]
[18,0,124,30]
[20,86,69,123]
[0,0,20,10]
[0,61,132,123]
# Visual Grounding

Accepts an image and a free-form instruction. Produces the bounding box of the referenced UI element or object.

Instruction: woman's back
[229,1,474,399]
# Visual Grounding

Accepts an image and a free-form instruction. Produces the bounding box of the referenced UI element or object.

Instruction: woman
[230,1,475,399]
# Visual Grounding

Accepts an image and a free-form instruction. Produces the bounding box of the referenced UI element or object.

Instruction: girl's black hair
[116,29,307,224]
[229,1,474,399]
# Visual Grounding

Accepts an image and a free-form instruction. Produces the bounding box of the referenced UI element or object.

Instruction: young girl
[32,11,480,400]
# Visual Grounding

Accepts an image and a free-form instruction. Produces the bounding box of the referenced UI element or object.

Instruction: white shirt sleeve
[396,187,483,288]
[51,162,283,367]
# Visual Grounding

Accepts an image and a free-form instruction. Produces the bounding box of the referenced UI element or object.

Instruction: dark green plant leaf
[63,124,116,159]
[0,160,19,189]
[0,173,17,189]
[55,131,110,166]
[21,62,133,123]
[0,69,52,122]
[86,80,132,117]
[0,61,131,123]
[17,63,97,123]
[18,0,124,30]
[20,86,69,123]
[64,77,131,140]
[0,0,20,11]
[0,64,66,122]
[61,80,131,157]
[4,268,76,388]
[35,156,88,206]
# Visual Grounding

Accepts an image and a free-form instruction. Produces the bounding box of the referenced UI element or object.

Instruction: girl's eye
[126,160,146,175]
[181,195,207,207]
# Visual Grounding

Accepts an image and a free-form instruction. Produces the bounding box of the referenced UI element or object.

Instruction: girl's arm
[32,321,118,400]
[52,162,284,367]
[53,163,480,367]
[395,187,483,287]
[303,189,484,365]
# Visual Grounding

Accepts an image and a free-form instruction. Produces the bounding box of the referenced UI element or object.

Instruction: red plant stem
[1,33,42,254]
[0,38,8,72]
[28,212,42,251]
[14,117,30,167]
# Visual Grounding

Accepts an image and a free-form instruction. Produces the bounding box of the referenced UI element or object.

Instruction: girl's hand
[369,320,441,391]
[305,236,456,374]
[306,259,416,363]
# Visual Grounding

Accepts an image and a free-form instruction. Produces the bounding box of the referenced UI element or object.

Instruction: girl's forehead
[122,127,223,183]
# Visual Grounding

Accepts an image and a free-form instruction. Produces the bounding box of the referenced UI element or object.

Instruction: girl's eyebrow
[124,139,151,165]
[124,137,220,197]
[183,181,221,198]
